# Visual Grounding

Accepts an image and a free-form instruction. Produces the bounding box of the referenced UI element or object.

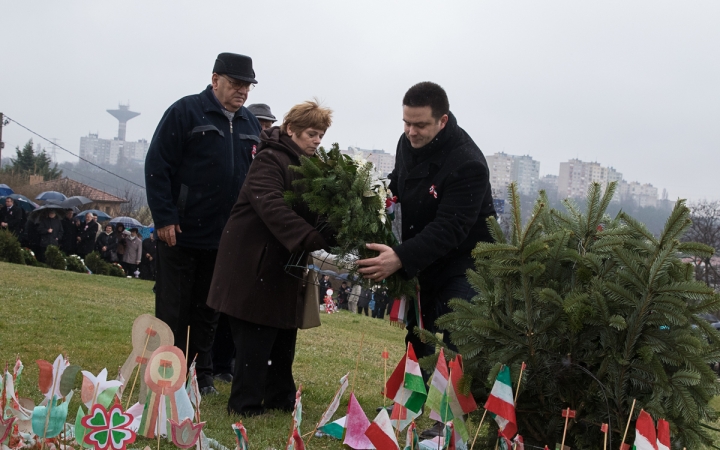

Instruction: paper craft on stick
[36,355,70,404]
[82,368,124,408]
[137,345,187,438]
[81,402,136,450]
[343,393,374,450]
[232,422,249,450]
[169,418,205,449]
[365,408,399,450]
[119,315,174,406]
[0,416,15,442]
[31,391,74,439]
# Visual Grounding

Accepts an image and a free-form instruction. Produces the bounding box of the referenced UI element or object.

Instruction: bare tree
[685,200,720,290]
[115,185,150,223]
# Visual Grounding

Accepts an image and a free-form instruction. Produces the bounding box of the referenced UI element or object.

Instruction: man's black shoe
[214,373,233,383]
[419,421,445,440]
[199,386,219,396]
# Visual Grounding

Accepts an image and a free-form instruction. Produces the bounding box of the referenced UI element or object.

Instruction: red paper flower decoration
[81,403,136,450]
[169,418,205,449]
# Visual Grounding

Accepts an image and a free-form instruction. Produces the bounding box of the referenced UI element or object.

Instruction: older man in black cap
[246,104,277,131]
[145,52,262,396]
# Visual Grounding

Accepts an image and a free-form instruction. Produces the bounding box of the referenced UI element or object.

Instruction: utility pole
[0,112,5,168]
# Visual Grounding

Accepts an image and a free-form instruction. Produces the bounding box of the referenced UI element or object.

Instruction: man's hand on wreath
[356,243,402,282]
[158,224,182,247]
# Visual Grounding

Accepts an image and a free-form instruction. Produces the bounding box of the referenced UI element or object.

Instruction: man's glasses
[222,75,255,91]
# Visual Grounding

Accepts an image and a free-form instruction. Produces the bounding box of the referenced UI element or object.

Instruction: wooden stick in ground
[603,426,608,450]
[560,407,571,450]
[514,362,526,403]
[186,325,191,359]
[125,325,153,410]
[351,332,366,393]
[383,347,388,408]
[620,399,637,450]
[469,408,488,450]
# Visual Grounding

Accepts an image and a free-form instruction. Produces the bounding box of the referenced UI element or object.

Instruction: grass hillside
[0,262,463,449]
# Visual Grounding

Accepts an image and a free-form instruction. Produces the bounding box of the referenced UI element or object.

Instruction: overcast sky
[1,1,718,200]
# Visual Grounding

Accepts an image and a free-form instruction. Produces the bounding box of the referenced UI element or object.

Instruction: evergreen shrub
[427,182,720,449]
[21,247,39,266]
[108,262,126,277]
[84,251,109,275]
[44,245,67,270]
[65,255,88,273]
[0,229,24,264]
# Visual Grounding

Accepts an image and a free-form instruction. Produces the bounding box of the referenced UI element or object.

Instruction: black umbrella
[75,209,112,222]
[28,204,70,221]
[47,195,93,208]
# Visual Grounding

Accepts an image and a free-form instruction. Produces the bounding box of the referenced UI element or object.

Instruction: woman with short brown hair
[207,100,334,417]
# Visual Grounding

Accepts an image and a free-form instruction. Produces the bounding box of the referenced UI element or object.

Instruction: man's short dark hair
[403,82,450,120]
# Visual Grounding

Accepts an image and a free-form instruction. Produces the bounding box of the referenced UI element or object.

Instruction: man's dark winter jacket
[1,204,24,235]
[389,112,496,289]
[145,85,262,249]
[60,217,77,255]
[37,216,63,248]
[77,220,99,256]
[95,231,118,261]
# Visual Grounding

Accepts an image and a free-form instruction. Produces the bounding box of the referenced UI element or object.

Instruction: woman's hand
[356,243,402,282]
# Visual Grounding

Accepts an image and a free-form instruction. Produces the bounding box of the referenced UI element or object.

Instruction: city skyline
[2,1,718,201]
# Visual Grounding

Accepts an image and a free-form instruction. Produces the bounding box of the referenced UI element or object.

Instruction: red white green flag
[426,348,450,419]
[365,408,400,450]
[632,410,657,450]
[390,403,421,431]
[384,343,427,414]
[403,422,420,450]
[656,419,670,450]
[232,422,249,450]
[484,365,517,440]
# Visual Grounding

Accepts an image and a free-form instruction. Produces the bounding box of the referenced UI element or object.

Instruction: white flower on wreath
[378,205,387,224]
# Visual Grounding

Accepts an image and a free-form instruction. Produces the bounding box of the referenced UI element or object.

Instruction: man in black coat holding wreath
[357,81,496,437]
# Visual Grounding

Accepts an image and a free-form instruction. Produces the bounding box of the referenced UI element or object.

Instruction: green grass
[0,262,484,449]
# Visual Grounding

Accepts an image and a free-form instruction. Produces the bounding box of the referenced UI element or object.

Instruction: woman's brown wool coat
[207,127,329,329]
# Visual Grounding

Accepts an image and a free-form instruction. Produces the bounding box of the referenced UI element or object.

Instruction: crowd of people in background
[0,197,156,279]
[320,274,392,319]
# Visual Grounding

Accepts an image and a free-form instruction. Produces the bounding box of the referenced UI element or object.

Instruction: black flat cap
[213,52,257,84]
[247,104,276,122]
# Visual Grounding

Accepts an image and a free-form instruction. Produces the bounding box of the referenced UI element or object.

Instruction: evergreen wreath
[287,143,415,298]
[422,182,720,449]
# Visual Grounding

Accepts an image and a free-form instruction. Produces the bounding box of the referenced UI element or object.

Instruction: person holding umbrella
[1,197,24,236]
[36,209,63,262]
[76,212,99,258]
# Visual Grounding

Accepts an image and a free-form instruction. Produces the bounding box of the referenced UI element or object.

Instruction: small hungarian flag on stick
[656,419,670,450]
[385,343,427,414]
[484,366,517,440]
[632,410,657,450]
[365,408,400,450]
[232,422,249,450]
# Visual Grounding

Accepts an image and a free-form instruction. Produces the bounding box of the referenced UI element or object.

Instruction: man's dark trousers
[155,241,219,389]
[405,276,475,382]
[227,317,297,417]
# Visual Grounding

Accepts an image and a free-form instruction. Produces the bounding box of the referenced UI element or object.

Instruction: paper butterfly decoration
[81,403,136,450]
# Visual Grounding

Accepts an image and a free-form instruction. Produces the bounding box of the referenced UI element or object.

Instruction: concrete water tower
[106,104,140,141]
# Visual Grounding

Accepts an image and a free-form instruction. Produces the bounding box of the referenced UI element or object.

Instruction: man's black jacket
[145,85,261,249]
[389,112,496,289]
[1,204,24,235]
